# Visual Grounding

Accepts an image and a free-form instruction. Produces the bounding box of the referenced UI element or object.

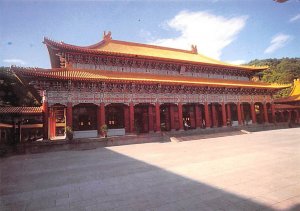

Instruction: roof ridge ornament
[103,31,112,41]
[191,44,198,54]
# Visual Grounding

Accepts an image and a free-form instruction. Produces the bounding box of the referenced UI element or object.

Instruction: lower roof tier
[0,107,42,115]
[12,67,290,90]
[275,79,300,103]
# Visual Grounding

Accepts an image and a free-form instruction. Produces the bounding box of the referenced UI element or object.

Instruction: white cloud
[290,14,300,22]
[226,60,246,65]
[151,10,248,59]
[3,59,26,65]
[139,29,155,42]
[264,34,292,54]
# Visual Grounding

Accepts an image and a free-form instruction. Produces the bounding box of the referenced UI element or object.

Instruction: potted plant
[66,126,73,141]
[101,124,108,138]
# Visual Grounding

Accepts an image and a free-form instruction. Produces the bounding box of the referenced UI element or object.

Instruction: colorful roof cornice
[12,66,290,90]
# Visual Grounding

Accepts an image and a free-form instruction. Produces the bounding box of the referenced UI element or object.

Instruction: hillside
[247,58,300,98]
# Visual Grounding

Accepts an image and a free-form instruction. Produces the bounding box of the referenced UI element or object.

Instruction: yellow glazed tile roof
[275,79,300,102]
[13,67,289,90]
[44,37,267,71]
[94,40,268,70]
[289,79,300,96]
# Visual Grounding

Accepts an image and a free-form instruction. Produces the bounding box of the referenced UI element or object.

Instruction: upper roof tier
[44,32,268,71]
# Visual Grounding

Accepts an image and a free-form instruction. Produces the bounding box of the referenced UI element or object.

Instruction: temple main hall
[11,32,294,140]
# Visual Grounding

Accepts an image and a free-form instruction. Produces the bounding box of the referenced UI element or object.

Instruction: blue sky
[0,0,299,68]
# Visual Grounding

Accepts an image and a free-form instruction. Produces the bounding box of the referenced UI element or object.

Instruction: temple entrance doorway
[134,104,149,133]
[183,104,196,130]
[160,103,179,131]
[230,103,238,126]
[72,103,98,138]
[105,103,126,136]
[160,104,170,131]
[48,104,66,140]
[241,103,252,125]
[254,103,264,124]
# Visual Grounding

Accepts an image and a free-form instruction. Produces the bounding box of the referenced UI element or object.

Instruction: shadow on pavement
[0,146,298,210]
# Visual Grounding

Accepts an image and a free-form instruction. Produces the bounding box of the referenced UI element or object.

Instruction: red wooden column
[155,102,161,132]
[263,103,269,123]
[49,108,56,139]
[204,102,211,128]
[211,104,217,127]
[170,105,175,130]
[195,104,201,128]
[250,103,257,124]
[237,102,242,125]
[221,102,227,127]
[52,109,56,139]
[178,103,184,130]
[66,102,73,128]
[100,103,105,127]
[98,102,105,135]
[226,104,231,123]
[42,101,49,140]
[129,102,134,133]
[240,104,244,123]
[124,106,129,132]
[148,105,154,132]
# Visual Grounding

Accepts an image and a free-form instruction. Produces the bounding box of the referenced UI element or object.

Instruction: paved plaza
[1,128,300,211]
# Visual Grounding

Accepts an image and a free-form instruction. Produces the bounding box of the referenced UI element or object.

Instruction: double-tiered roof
[11,32,290,92]
[10,32,288,92]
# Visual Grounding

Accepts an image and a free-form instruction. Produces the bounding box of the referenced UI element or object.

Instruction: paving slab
[0,128,300,211]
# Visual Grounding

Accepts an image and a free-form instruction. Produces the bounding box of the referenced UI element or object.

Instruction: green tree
[247,58,300,98]
[0,67,40,106]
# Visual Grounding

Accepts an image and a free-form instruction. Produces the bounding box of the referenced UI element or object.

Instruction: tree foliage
[0,67,40,107]
[247,58,300,98]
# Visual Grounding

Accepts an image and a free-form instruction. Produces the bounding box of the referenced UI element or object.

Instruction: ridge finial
[191,44,198,54]
[103,31,112,41]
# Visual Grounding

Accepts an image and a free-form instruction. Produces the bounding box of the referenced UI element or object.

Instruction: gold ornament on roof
[103,31,112,41]
[191,44,198,54]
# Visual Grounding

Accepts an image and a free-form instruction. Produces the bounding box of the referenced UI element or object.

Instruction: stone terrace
[1,128,300,211]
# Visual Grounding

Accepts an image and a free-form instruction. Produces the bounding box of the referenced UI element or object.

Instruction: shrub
[66,126,73,141]
[100,124,108,137]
